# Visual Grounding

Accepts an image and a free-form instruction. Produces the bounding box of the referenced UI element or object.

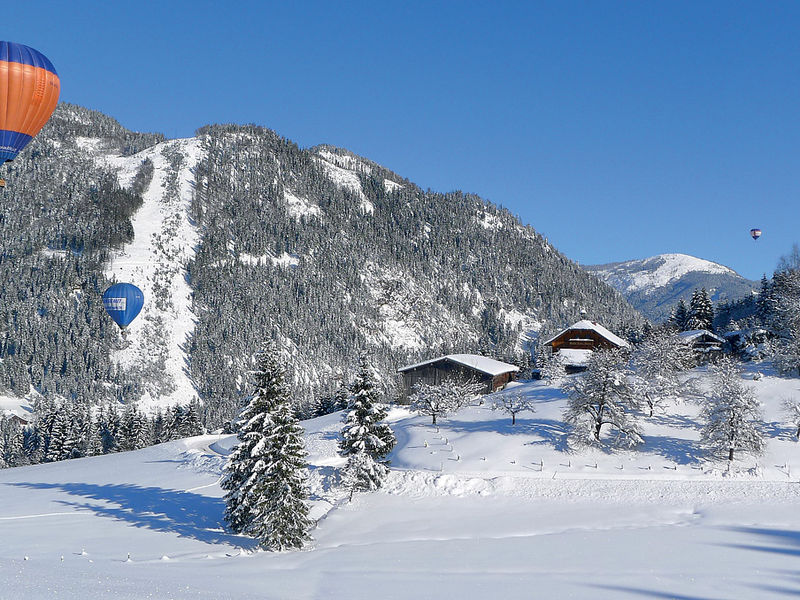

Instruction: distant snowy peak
[585,253,756,323]
[589,253,738,296]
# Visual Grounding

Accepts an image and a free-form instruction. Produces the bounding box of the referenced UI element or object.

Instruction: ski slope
[2,364,800,599]
[82,137,204,412]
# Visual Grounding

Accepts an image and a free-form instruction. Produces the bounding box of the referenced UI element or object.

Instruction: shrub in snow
[631,329,694,417]
[562,348,642,449]
[782,397,800,440]
[540,349,567,383]
[222,342,312,550]
[699,357,765,461]
[410,379,482,425]
[495,392,535,425]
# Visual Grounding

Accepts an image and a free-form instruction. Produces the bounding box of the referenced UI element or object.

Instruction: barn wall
[399,361,495,400]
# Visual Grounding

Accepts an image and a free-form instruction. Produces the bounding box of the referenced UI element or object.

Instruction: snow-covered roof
[543,320,630,349]
[555,348,593,366]
[678,330,726,344]
[398,354,519,376]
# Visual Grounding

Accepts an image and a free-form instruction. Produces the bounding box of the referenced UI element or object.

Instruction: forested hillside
[187,124,643,420]
[1,105,642,428]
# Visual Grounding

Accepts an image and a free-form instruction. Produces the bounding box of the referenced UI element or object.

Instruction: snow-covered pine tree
[222,343,289,534]
[769,255,800,375]
[756,274,772,325]
[687,288,714,331]
[631,328,694,417]
[339,357,396,494]
[249,397,313,550]
[179,400,203,438]
[341,451,386,500]
[222,341,313,550]
[700,357,764,461]
[0,417,23,468]
[98,404,121,454]
[670,300,690,331]
[562,348,642,449]
[340,357,396,458]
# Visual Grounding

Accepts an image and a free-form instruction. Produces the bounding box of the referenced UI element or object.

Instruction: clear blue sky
[7,1,799,280]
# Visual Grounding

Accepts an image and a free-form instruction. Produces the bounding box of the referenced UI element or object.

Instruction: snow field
[2,365,800,598]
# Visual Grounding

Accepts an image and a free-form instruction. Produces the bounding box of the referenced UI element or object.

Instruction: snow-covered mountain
[0,104,642,424]
[2,363,799,599]
[586,253,758,322]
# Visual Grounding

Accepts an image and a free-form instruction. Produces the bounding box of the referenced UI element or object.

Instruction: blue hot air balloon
[102,283,144,328]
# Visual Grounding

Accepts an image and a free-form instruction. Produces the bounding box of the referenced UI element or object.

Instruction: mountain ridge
[586,253,757,323]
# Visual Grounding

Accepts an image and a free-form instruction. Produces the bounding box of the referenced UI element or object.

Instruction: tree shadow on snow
[588,584,727,600]
[648,412,701,431]
[722,526,800,558]
[7,482,257,550]
[639,434,703,465]
[715,527,800,596]
[441,417,570,453]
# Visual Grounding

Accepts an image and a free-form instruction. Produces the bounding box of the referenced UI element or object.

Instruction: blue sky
[7,1,798,279]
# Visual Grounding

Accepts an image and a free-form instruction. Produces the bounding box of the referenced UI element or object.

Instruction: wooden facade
[547,328,621,353]
[397,355,518,401]
[679,330,726,354]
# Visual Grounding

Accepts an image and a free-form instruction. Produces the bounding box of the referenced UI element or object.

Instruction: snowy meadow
[2,362,800,599]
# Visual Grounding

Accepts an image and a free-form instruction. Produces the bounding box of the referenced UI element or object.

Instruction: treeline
[0,400,203,469]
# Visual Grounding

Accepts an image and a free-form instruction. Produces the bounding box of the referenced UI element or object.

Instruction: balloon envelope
[750,228,762,241]
[102,283,144,328]
[0,41,60,163]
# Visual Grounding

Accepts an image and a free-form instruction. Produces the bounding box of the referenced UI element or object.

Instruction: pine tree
[179,400,203,438]
[249,398,313,550]
[755,274,771,326]
[340,358,396,459]
[562,348,642,448]
[222,342,313,550]
[671,300,690,331]
[339,358,396,494]
[700,357,764,461]
[687,288,714,331]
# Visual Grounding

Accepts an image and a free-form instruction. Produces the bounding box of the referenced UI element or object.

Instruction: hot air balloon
[102,283,144,329]
[750,228,762,241]
[0,42,60,168]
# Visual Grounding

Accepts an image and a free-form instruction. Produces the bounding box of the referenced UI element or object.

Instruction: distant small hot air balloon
[0,42,60,164]
[750,228,762,241]
[102,283,144,329]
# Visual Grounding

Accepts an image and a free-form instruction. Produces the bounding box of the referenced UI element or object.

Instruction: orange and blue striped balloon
[0,41,60,163]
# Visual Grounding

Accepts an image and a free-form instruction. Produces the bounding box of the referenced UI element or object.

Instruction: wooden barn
[397,354,519,400]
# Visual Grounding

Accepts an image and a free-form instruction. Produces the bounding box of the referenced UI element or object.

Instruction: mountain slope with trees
[1,105,642,429]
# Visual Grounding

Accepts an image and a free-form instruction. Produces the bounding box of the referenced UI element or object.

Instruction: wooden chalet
[544,320,630,354]
[678,329,726,354]
[397,354,519,400]
[542,320,630,373]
